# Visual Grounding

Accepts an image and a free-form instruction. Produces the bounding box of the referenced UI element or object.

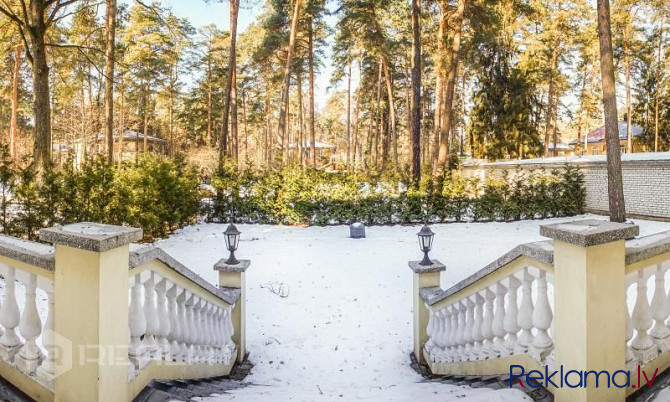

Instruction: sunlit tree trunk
[104,0,117,164]
[437,0,465,170]
[410,0,421,184]
[221,0,239,166]
[10,43,22,161]
[308,12,316,167]
[597,0,626,222]
[433,0,447,166]
[278,0,302,168]
[656,17,664,152]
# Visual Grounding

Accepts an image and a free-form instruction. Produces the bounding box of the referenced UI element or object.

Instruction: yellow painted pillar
[40,222,142,402]
[215,259,250,363]
[409,260,445,365]
[541,219,639,402]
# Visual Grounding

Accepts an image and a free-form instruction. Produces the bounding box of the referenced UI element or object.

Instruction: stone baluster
[491,282,507,357]
[15,273,43,375]
[212,306,223,363]
[224,307,236,357]
[455,303,466,362]
[625,294,638,371]
[631,269,657,364]
[0,267,22,361]
[650,264,670,352]
[530,270,553,362]
[166,285,181,360]
[463,298,475,361]
[434,309,447,350]
[424,308,436,356]
[481,289,495,359]
[471,294,484,360]
[204,302,215,363]
[143,272,160,360]
[516,268,535,354]
[504,276,521,355]
[195,299,205,362]
[184,294,196,362]
[36,287,55,388]
[177,291,190,363]
[155,278,171,361]
[129,275,148,371]
[436,308,451,363]
[447,305,458,362]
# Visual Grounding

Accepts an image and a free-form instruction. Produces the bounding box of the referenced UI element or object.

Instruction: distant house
[569,122,644,155]
[73,130,168,166]
[545,142,574,157]
[286,141,337,167]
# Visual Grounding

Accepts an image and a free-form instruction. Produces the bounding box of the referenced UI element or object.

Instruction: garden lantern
[417,225,435,266]
[224,223,241,265]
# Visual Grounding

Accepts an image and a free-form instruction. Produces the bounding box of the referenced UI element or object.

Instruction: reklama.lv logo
[510,365,659,389]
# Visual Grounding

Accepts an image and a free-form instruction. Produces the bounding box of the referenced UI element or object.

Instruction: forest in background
[0,0,662,180]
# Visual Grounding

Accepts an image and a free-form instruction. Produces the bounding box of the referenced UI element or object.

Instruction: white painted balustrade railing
[424,266,554,366]
[0,238,56,391]
[0,222,248,402]
[411,220,657,402]
[127,270,236,378]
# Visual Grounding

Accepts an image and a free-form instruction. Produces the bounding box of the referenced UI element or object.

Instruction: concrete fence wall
[461,154,670,221]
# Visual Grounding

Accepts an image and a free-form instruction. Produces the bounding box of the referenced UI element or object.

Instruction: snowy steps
[0,376,32,402]
[133,377,249,402]
[433,373,553,401]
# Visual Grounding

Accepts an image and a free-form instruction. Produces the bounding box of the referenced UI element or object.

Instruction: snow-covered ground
[155,215,670,402]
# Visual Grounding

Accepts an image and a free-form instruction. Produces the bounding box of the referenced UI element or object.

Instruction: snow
[154,214,670,401]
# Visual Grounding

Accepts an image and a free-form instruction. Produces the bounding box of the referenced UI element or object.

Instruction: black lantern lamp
[417,225,435,266]
[224,223,241,265]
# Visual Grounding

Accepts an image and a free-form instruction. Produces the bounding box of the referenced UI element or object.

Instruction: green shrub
[209,164,586,226]
[0,154,201,241]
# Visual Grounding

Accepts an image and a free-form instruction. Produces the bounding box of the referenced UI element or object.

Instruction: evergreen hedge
[208,164,586,226]
[0,150,202,240]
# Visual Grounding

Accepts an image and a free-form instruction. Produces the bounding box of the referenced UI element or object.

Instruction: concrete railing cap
[540,219,639,247]
[40,222,143,252]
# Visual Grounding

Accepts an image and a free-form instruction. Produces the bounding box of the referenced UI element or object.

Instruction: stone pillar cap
[540,219,639,247]
[214,258,251,273]
[40,222,143,252]
[408,259,446,274]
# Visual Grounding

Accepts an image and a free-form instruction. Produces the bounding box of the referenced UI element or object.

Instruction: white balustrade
[516,268,534,354]
[530,270,553,362]
[423,267,556,367]
[650,264,670,352]
[0,264,54,388]
[491,282,507,357]
[503,276,521,355]
[631,270,657,364]
[143,272,160,360]
[166,284,181,360]
[155,279,171,361]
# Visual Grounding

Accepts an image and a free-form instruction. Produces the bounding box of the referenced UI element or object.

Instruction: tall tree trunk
[169,64,175,158]
[308,12,316,168]
[624,26,632,154]
[353,55,362,171]
[118,75,125,165]
[29,0,52,171]
[597,0,626,222]
[104,0,117,164]
[143,81,150,154]
[656,17,664,152]
[278,0,302,167]
[297,71,304,168]
[207,34,213,146]
[410,0,421,184]
[381,58,397,168]
[552,92,559,156]
[436,0,465,170]
[10,43,22,161]
[346,58,352,169]
[433,0,447,166]
[374,60,382,169]
[220,0,239,166]
[232,59,238,161]
[544,45,559,156]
